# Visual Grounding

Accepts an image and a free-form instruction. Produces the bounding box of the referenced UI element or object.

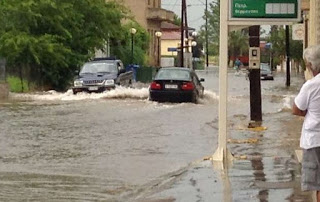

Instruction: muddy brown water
[0,69,309,201]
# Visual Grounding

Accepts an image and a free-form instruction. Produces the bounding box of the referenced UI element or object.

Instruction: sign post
[213,0,301,163]
[231,0,299,19]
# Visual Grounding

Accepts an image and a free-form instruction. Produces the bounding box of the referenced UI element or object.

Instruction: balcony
[147,8,175,22]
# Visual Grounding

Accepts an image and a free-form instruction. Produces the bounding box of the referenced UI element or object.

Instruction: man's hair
[303,45,320,72]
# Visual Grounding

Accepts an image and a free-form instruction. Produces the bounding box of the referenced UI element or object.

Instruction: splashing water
[10,86,149,101]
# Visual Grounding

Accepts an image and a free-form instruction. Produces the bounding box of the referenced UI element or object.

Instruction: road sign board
[231,0,299,19]
[167,47,177,52]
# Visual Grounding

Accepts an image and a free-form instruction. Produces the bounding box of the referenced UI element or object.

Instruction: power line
[162,3,204,7]
[170,0,179,10]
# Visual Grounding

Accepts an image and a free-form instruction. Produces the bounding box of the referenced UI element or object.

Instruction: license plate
[88,86,98,91]
[165,84,178,89]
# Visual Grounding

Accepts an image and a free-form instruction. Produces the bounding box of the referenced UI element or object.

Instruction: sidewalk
[136,111,314,202]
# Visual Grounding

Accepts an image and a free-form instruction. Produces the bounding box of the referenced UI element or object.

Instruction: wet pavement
[136,111,312,202]
[0,67,313,201]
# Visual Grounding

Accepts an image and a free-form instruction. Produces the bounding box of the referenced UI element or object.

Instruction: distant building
[118,0,174,66]
[160,22,195,56]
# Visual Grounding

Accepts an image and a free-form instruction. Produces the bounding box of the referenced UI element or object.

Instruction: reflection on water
[0,69,313,201]
[250,153,269,202]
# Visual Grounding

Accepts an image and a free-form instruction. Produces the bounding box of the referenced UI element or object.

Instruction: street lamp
[130,28,137,64]
[155,31,162,67]
[191,41,197,70]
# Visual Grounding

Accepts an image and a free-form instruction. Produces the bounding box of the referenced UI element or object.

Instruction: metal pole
[249,26,262,123]
[180,0,185,67]
[131,33,134,64]
[205,0,209,70]
[285,25,290,87]
[212,0,232,163]
[157,37,160,67]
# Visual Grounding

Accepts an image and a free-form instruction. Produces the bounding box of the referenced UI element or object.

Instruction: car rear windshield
[155,69,190,80]
[261,64,270,71]
[80,62,117,74]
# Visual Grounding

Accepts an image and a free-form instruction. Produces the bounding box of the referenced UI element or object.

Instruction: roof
[161,22,180,31]
[162,31,181,40]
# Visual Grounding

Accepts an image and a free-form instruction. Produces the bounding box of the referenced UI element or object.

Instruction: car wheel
[191,92,199,104]
[72,90,78,95]
[200,88,204,98]
[128,80,133,88]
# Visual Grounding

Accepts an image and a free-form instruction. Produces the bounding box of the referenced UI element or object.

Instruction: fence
[136,66,157,83]
[0,59,6,82]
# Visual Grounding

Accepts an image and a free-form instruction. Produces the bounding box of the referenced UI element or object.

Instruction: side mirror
[119,69,126,74]
[200,78,205,82]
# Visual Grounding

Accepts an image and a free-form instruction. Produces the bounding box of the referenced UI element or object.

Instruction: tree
[198,1,220,56]
[198,0,248,61]
[111,22,150,66]
[173,15,181,26]
[266,26,303,70]
[0,0,128,90]
[228,30,249,61]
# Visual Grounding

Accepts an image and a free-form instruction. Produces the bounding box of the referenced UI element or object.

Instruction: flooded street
[0,68,307,201]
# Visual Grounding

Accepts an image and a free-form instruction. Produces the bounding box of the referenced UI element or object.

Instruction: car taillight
[150,81,161,90]
[181,82,194,90]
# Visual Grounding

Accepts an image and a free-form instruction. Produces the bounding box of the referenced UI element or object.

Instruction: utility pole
[180,0,186,67]
[249,26,262,124]
[285,25,290,87]
[205,0,209,70]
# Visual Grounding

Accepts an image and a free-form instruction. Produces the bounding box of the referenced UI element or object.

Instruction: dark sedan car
[149,67,205,103]
[260,63,274,80]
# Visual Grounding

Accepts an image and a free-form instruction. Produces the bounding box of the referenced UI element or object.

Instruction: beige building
[160,22,194,56]
[302,0,320,47]
[119,0,174,66]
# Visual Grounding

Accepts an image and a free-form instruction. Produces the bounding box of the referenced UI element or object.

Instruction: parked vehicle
[72,58,133,94]
[149,67,205,103]
[260,63,274,80]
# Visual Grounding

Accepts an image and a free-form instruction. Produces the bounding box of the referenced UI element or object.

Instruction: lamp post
[191,41,197,70]
[155,31,162,67]
[130,28,137,64]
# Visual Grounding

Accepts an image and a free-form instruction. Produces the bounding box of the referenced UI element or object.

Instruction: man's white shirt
[295,73,320,149]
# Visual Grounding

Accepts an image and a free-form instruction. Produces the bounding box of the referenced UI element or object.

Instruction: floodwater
[0,68,309,201]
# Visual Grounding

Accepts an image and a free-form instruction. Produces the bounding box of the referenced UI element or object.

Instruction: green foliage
[111,22,149,67]
[173,15,181,26]
[198,0,248,59]
[0,0,128,90]
[198,1,220,56]
[7,76,30,92]
[228,30,249,58]
[266,26,303,66]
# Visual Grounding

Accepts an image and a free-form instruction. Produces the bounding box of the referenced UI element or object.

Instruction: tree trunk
[19,65,24,92]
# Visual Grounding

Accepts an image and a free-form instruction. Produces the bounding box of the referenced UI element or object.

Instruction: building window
[153,0,156,8]
[148,0,151,6]
[158,0,161,8]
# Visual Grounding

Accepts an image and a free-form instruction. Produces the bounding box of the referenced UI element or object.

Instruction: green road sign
[232,0,298,18]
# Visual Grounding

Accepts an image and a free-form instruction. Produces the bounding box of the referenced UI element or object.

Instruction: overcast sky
[162,0,216,31]
[162,0,270,34]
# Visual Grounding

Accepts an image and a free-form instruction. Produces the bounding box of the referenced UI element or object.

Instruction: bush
[7,76,30,92]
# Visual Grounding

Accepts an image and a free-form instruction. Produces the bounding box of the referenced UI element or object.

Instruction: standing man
[235,58,242,71]
[293,45,320,201]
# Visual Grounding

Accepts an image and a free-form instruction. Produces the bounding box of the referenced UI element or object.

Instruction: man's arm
[292,102,307,116]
